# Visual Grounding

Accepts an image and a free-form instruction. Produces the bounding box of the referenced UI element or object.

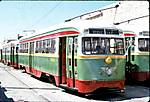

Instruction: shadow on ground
[63,84,149,101]
[0,82,14,102]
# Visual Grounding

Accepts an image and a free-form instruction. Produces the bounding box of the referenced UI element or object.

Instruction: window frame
[82,37,125,55]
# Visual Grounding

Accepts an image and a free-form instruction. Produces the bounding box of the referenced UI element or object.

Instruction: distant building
[67,1,149,35]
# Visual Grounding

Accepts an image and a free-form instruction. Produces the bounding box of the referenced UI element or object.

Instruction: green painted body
[4,54,11,63]
[18,54,59,76]
[17,29,126,81]
[18,55,29,66]
[131,54,149,72]
[1,51,3,61]
[72,58,125,81]
[17,55,125,81]
[17,52,125,81]
[2,53,5,62]
[32,56,58,75]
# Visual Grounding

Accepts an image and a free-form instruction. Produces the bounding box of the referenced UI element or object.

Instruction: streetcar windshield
[82,37,124,55]
[138,38,149,52]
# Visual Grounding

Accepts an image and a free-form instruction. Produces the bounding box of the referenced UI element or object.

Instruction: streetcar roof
[2,40,19,48]
[114,20,149,37]
[19,19,119,41]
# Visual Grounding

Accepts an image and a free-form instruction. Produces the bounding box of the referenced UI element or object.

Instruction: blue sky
[0,1,116,42]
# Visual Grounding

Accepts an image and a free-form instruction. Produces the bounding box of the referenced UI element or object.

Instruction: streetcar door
[12,47,15,66]
[10,47,12,65]
[125,37,135,62]
[29,42,34,73]
[16,46,19,68]
[66,36,78,88]
[59,37,67,84]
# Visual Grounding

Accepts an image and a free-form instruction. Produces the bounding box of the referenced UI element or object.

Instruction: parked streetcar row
[0,20,149,95]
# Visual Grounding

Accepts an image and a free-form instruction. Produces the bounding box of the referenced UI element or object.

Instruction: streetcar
[1,40,19,68]
[4,20,126,93]
[2,41,12,65]
[124,30,149,82]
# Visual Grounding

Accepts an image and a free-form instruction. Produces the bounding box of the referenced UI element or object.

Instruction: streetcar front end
[74,28,126,93]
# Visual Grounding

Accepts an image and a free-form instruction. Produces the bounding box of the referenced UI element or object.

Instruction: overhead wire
[29,1,62,28]
[65,4,119,22]
[113,15,149,25]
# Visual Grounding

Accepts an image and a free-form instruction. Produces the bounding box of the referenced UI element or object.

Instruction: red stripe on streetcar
[20,31,80,43]
[124,33,136,37]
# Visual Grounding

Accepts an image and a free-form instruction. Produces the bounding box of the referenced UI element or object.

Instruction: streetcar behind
[124,30,149,83]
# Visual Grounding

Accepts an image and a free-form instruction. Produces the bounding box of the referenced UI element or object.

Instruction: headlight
[105,56,112,64]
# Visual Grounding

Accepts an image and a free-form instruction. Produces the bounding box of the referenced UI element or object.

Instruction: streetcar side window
[113,39,124,54]
[50,38,56,53]
[19,43,28,53]
[35,40,43,53]
[46,39,50,53]
[42,40,47,53]
[6,47,10,53]
[74,37,78,55]
[35,41,39,53]
[22,44,25,53]
[39,40,42,53]
[25,43,28,53]
[138,38,149,51]
[35,38,56,53]
[82,37,91,54]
